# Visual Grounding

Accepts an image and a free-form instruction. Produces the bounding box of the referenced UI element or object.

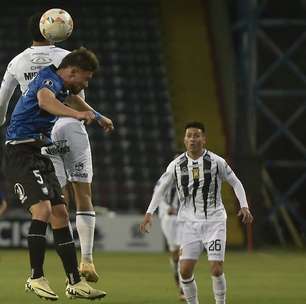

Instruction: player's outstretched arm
[65,94,93,111]
[37,88,95,124]
[139,213,153,233]
[95,114,114,133]
[66,94,114,132]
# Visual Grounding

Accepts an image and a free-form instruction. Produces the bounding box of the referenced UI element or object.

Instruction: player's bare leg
[180,259,198,304]
[210,261,226,304]
[71,181,99,282]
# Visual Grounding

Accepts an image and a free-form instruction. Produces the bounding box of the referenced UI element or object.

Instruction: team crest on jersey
[192,167,200,179]
[43,79,54,87]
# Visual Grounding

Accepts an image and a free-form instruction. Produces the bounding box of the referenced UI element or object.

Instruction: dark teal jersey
[6,65,69,143]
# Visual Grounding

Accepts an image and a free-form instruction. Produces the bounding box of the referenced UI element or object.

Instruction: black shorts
[4,143,65,210]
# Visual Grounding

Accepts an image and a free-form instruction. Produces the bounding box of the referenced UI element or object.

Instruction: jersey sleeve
[37,77,60,95]
[6,56,19,78]
[146,161,176,215]
[0,63,19,125]
[217,156,249,208]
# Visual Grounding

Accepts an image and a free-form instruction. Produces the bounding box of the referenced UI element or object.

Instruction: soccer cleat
[79,262,99,282]
[25,276,59,301]
[65,277,106,300]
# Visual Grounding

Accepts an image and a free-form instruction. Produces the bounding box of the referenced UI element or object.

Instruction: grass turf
[0,249,305,303]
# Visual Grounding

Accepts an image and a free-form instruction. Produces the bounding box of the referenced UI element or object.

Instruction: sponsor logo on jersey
[14,183,28,204]
[75,162,84,172]
[24,72,37,81]
[30,57,53,64]
[71,162,88,178]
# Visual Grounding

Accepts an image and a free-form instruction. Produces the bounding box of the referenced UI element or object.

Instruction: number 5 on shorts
[33,170,44,185]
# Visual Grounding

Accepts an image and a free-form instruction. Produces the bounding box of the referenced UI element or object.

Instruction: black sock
[53,226,80,284]
[28,219,47,279]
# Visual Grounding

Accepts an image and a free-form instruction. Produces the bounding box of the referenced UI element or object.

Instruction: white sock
[212,273,226,304]
[169,258,180,286]
[76,211,96,263]
[181,275,199,304]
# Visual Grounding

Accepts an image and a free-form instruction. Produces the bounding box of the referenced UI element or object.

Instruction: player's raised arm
[37,88,95,124]
[65,94,114,132]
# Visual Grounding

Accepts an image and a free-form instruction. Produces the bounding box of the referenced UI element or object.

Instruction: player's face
[184,127,206,156]
[69,69,93,94]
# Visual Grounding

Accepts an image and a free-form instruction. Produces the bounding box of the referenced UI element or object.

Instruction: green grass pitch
[0,249,305,303]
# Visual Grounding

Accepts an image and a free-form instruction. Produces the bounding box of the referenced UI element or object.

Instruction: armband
[94,111,103,121]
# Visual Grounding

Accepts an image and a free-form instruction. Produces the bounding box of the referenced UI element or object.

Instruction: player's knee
[30,200,52,221]
[52,204,69,222]
[180,264,193,280]
[210,262,223,277]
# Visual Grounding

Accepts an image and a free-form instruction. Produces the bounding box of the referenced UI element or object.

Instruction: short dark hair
[184,121,205,133]
[58,47,100,72]
[28,12,46,42]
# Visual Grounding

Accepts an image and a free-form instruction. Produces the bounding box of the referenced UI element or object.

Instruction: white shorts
[49,118,93,187]
[160,215,180,252]
[178,221,226,261]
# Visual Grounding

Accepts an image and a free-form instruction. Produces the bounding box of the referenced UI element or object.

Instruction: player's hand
[237,207,254,224]
[76,111,95,125]
[97,115,114,133]
[139,213,153,233]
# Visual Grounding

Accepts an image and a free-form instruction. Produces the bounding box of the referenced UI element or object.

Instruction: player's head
[58,47,100,94]
[28,12,47,42]
[184,121,206,155]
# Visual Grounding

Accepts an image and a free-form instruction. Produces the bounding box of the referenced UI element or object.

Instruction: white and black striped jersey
[0,45,70,125]
[154,179,179,219]
[147,150,249,222]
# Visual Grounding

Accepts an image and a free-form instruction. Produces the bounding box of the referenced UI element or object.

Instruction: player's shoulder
[35,65,61,89]
[206,150,227,165]
[49,46,70,67]
[51,46,70,55]
[49,46,70,60]
[174,152,187,164]
[7,48,31,69]
[166,152,187,171]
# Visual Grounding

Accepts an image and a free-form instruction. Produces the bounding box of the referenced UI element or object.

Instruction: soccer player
[3,47,107,300]
[0,12,113,282]
[140,121,254,304]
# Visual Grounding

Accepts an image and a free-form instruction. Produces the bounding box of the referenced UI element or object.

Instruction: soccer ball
[39,8,73,43]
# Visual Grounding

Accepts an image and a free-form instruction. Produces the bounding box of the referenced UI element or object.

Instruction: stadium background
[1,0,306,248]
[0,1,305,302]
